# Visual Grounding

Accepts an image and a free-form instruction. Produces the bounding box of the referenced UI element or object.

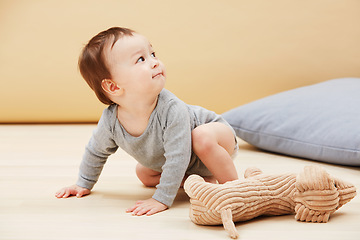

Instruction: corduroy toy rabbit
[184,165,356,239]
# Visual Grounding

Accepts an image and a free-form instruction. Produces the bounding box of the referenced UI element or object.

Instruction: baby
[55,27,239,216]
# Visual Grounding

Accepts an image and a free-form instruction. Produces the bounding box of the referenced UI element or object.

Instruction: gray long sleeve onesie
[76,89,235,207]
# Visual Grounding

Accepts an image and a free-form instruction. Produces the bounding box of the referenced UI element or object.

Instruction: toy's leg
[221,208,239,239]
[294,166,339,223]
[333,177,357,209]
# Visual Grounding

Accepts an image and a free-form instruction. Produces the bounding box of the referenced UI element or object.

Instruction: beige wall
[1,0,360,123]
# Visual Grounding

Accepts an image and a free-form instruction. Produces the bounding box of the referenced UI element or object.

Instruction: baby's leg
[192,122,238,184]
[136,164,214,188]
[136,163,161,187]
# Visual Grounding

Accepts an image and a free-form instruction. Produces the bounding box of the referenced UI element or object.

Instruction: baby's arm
[55,107,118,199]
[55,184,91,198]
[125,99,192,216]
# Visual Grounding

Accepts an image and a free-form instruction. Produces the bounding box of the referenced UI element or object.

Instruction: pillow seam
[234,126,360,153]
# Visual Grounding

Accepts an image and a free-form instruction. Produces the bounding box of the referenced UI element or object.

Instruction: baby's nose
[151,59,159,68]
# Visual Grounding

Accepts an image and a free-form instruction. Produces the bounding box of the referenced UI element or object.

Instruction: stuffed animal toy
[184,166,356,239]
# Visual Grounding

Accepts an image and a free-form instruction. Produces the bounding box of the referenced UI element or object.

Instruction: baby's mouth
[152,72,163,78]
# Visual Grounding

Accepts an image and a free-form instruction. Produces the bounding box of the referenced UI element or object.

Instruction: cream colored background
[1,0,360,123]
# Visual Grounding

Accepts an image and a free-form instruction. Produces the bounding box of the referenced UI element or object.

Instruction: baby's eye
[151,52,156,58]
[136,56,145,63]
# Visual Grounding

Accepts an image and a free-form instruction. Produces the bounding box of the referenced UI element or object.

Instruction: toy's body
[184,166,356,239]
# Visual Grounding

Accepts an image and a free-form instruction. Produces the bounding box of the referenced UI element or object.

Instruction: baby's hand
[126,198,168,216]
[55,184,91,198]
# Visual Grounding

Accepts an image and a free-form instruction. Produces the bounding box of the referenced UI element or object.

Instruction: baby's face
[105,33,166,98]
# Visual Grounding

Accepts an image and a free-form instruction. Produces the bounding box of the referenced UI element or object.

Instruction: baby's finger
[62,188,72,198]
[126,204,138,213]
[76,189,87,198]
[145,208,158,216]
[55,190,64,198]
[126,200,144,212]
[56,188,67,198]
[134,206,148,216]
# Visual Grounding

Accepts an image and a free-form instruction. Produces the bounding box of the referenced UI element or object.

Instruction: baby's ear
[101,79,123,96]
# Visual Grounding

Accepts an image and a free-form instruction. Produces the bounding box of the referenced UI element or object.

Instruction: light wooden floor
[0,125,359,240]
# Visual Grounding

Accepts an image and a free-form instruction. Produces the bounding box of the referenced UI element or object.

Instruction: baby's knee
[192,126,216,154]
[135,163,160,187]
[192,122,236,156]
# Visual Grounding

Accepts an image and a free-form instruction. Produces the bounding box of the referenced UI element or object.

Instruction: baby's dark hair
[78,27,135,105]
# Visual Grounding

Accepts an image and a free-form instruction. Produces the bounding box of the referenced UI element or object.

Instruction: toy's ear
[184,175,205,198]
[101,79,123,96]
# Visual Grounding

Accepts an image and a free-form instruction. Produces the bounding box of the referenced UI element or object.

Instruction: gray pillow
[223,78,360,166]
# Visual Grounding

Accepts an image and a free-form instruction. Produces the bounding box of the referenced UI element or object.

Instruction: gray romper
[76,89,236,207]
